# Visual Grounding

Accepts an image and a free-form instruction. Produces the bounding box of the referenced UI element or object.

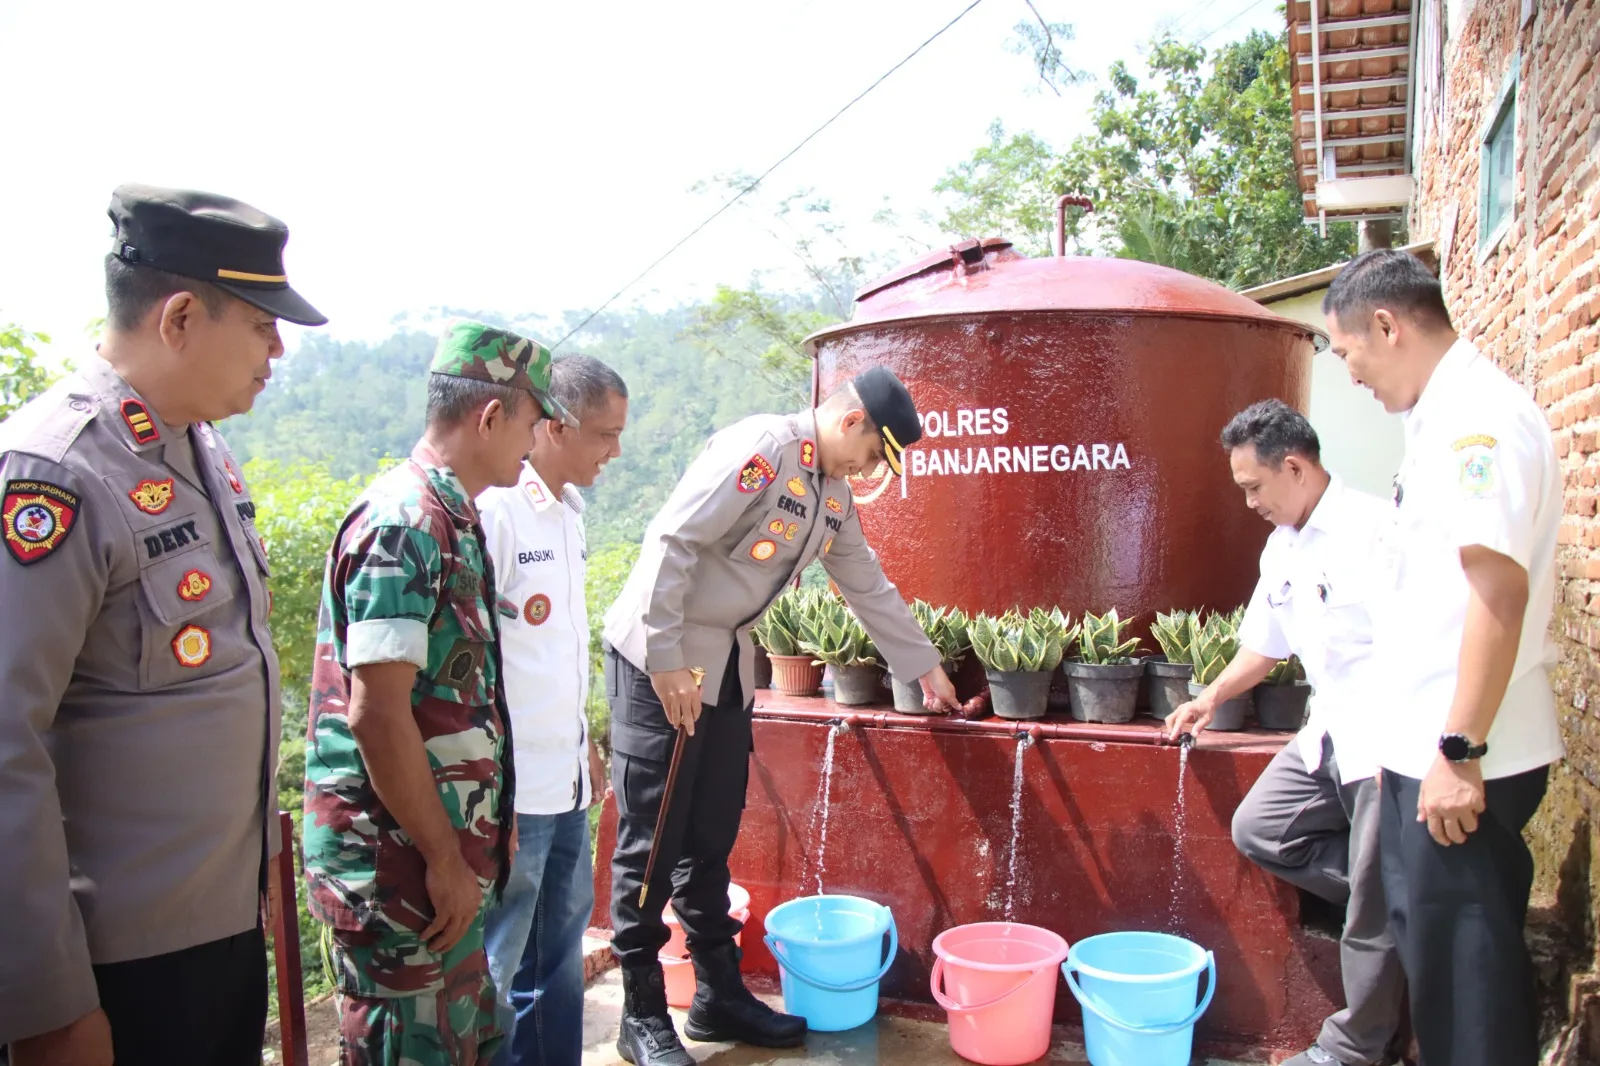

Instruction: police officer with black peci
[0,185,326,1066]
[600,368,960,1066]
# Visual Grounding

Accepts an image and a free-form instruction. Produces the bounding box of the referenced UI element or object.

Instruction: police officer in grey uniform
[601,367,958,1066]
[0,185,325,1066]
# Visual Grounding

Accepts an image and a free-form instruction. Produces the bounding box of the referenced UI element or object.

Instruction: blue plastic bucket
[1063,931,1216,1066]
[762,895,897,1032]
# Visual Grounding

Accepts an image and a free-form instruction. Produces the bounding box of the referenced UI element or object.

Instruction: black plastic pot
[1062,661,1142,723]
[1142,655,1194,720]
[831,663,887,706]
[987,668,1053,720]
[1188,680,1253,731]
[1255,681,1311,731]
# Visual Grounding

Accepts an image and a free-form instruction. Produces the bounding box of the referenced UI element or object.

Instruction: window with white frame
[1479,57,1518,248]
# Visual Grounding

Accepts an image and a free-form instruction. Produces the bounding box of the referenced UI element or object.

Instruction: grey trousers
[1232,734,1406,1065]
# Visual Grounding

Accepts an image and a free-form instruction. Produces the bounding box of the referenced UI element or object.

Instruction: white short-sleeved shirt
[1370,338,1564,781]
[478,463,593,815]
[1238,476,1390,784]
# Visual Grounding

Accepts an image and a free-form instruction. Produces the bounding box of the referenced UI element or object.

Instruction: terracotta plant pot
[987,668,1053,720]
[769,654,823,697]
[1062,661,1142,723]
[752,645,773,690]
[1256,681,1311,731]
[831,663,887,706]
[1188,680,1253,731]
[1143,655,1195,720]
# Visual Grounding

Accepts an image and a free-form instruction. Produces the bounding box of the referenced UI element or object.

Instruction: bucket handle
[1062,951,1217,1037]
[929,955,1055,1014]
[762,912,898,995]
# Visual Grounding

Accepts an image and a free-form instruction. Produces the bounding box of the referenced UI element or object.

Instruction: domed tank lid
[804,236,1323,353]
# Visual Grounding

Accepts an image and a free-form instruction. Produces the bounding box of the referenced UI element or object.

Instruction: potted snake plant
[1255,655,1310,731]
[1062,609,1145,723]
[969,609,1068,720]
[1145,609,1199,720]
[891,600,973,713]
[801,595,885,706]
[754,588,823,697]
[1186,609,1254,731]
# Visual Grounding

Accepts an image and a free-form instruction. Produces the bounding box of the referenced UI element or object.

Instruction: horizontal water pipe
[751,705,1174,747]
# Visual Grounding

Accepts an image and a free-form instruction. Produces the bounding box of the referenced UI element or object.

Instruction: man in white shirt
[478,354,628,1066]
[1167,400,1404,1066]
[1324,249,1561,1066]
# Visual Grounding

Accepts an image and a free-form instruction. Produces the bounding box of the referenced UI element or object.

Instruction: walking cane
[639,666,704,908]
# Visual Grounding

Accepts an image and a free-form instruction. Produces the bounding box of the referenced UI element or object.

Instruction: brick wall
[1411,0,1600,1052]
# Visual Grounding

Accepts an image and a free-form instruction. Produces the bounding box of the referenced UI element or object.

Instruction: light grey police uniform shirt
[603,409,939,708]
[0,357,279,1042]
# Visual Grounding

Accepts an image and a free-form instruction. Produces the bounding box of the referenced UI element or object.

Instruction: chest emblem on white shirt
[523,593,552,626]
[519,549,556,565]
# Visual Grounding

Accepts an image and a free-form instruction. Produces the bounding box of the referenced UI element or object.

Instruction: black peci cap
[108,184,327,326]
[852,366,922,475]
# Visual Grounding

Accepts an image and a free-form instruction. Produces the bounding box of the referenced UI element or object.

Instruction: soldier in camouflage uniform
[303,320,577,1066]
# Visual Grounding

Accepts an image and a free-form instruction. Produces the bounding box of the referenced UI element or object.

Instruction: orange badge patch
[824,537,834,555]
[799,439,816,468]
[224,463,243,495]
[172,625,212,667]
[120,399,159,444]
[786,476,806,496]
[738,455,776,494]
[177,569,212,602]
[784,522,798,541]
[129,478,175,515]
[826,496,842,513]
[767,518,785,535]
[524,593,552,626]
[749,539,778,562]
[2,480,80,566]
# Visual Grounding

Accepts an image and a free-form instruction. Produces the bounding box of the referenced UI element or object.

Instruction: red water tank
[806,238,1318,628]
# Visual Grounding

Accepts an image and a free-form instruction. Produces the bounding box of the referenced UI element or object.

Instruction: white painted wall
[1268,290,1407,500]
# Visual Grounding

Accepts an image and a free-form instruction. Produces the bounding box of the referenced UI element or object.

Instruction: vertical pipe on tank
[1054,194,1094,257]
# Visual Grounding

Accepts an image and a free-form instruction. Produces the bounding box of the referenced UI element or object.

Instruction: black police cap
[108,184,327,327]
[852,366,922,475]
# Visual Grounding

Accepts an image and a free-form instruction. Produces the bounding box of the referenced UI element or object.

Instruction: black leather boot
[683,941,808,1048]
[616,963,695,1066]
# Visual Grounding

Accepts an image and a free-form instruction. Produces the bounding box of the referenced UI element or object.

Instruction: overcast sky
[0,0,1282,361]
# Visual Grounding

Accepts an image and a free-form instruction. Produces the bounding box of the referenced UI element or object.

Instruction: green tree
[583,540,640,753]
[937,31,1363,288]
[0,321,57,419]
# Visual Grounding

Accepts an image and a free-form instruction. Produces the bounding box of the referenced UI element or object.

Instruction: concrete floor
[579,968,1256,1066]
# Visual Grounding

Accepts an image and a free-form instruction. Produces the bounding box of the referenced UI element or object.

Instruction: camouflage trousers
[330,913,502,1066]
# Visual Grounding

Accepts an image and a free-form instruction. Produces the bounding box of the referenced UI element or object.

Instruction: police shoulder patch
[3,479,81,566]
[1458,446,1498,498]
[737,455,776,494]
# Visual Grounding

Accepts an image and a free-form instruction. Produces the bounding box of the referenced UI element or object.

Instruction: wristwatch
[1438,733,1489,762]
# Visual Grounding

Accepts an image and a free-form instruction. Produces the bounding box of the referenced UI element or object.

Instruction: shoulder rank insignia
[172,625,212,668]
[177,569,212,602]
[826,496,842,514]
[129,478,175,515]
[120,399,159,445]
[524,593,552,626]
[749,539,778,562]
[738,455,776,494]
[799,439,816,469]
[786,476,807,497]
[1452,433,1498,451]
[3,480,81,565]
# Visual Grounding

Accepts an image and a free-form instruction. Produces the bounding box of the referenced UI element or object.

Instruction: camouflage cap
[430,320,578,428]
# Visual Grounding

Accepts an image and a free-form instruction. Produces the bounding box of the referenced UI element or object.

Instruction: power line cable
[550,0,988,350]
[1193,0,1272,44]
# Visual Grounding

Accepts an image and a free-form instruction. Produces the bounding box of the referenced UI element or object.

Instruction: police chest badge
[178,569,212,602]
[1454,434,1499,498]
[3,480,81,565]
[129,478,175,515]
[737,455,776,494]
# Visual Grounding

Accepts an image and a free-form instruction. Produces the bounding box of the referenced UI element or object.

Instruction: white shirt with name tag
[1371,338,1563,781]
[1238,476,1389,785]
[478,463,593,815]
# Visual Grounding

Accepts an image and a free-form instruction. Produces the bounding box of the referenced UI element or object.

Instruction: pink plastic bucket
[661,883,752,1009]
[931,922,1070,1066]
